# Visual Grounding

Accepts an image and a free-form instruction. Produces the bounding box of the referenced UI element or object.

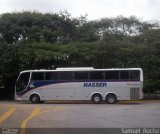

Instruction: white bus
[15,67,143,104]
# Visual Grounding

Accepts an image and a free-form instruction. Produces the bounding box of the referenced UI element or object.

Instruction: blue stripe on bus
[16,80,141,96]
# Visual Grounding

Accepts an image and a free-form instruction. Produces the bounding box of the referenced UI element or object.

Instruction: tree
[0,12,78,44]
[0,12,160,99]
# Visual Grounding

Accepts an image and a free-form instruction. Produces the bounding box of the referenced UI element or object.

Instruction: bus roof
[20,67,143,73]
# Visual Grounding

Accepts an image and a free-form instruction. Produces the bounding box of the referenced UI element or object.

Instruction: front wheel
[106,94,117,104]
[30,94,40,104]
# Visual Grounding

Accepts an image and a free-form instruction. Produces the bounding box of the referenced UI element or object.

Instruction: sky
[0,0,160,21]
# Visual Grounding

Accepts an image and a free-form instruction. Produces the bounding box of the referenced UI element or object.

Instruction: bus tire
[91,94,102,104]
[30,94,40,104]
[106,93,117,104]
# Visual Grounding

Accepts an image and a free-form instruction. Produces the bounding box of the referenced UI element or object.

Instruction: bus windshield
[16,72,30,93]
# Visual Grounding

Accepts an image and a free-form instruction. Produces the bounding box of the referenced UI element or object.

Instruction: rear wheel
[91,94,102,104]
[106,94,117,104]
[30,94,40,104]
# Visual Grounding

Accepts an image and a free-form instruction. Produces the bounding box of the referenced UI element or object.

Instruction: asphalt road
[0,100,160,134]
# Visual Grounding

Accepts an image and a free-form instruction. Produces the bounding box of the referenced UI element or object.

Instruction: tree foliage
[0,11,160,99]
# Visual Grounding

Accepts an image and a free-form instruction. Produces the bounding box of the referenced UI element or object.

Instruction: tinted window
[31,72,44,80]
[105,71,119,80]
[90,71,104,80]
[130,70,140,81]
[59,71,74,80]
[120,71,129,80]
[16,72,30,92]
[45,72,58,80]
[17,72,30,83]
[75,71,88,80]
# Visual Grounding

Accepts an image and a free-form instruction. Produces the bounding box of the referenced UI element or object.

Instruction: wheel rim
[108,96,114,103]
[32,96,37,102]
[94,96,100,102]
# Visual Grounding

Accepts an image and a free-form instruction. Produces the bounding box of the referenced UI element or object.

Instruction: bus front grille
[130,88,140,100]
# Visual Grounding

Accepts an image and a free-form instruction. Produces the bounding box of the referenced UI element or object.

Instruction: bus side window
[45,72,58,80]
[130,71,140,81]
[90,71,104,80]
[59,71,74,80]
[105,71,119,81]
[120,71,129,81]
[31,72,44,81]
[75,71,89,80]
